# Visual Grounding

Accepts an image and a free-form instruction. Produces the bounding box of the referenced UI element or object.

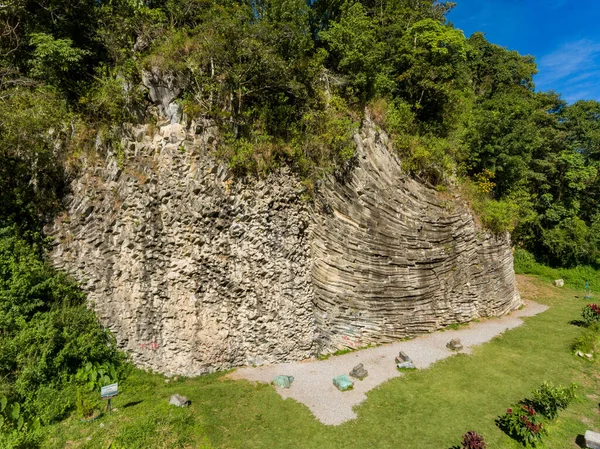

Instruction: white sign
[101,383,118,399]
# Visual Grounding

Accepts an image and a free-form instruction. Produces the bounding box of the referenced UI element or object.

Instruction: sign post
[101,383,118,414]
[585,282,593,300]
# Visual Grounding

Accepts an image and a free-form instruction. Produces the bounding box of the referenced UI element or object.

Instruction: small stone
[395,351,411,364]
[554,279,565,287]
[333,374,354,391]
[446,338,463,351]
[397,361,416,370]
[577,350,584,357]
[586,353,593,359]
[100,423,105,428]
[173,376,179,381]
[585,430,600,449]
[349,363,368,380]
[169,394,190,407]
[273,375,294,388]
[165,379,170,383]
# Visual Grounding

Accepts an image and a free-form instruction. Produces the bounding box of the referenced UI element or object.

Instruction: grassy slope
[46,276,600,448]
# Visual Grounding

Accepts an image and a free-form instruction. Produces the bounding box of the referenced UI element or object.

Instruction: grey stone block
[273,375,294,388]
[349,363,368,380]
[169,394,190,407]
[585,430,600,449]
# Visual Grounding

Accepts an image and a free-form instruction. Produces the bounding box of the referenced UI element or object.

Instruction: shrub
[526,382,577,420]
[582,304,600,325]
[496,405,545,447]
[0,227,126,426]
[75,390,100,419]
[0,396,41,448]
[461,430,487,449]
[573,323,600,355]
[513,248,600,291]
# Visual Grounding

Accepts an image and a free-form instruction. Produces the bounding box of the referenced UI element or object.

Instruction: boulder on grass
[169,394,190,407]
[584,430,600,449]
[273,375,294,388]
[333,374,354,391]
[554,279,565,287]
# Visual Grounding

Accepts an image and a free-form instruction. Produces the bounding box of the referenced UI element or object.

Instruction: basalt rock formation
[312,120,521,349]
[48,116,521,375]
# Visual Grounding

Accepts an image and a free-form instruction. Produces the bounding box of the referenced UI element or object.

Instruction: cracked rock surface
[48,117,521,375]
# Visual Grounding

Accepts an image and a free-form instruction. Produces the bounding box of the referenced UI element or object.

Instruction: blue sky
[448,0,600,103]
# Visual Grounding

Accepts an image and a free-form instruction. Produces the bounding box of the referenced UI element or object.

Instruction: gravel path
[229,300,548,426]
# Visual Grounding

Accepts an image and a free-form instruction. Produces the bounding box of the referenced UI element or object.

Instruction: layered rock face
[312,119,521,351]
[48,117,521,375]
[49,122,315,375]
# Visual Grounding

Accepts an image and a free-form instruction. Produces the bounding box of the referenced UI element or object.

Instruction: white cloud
[536,39,600,101]
[538,40,600,83]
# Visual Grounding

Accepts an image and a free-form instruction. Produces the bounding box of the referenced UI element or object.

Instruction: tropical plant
[496,404,545,447]
[461,430,487,449]
[582,304,600,325]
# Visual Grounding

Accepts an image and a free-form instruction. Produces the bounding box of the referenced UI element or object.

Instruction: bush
[513,249,600,292]
[527,382,577,420]
[478,198,519,234]
[582,304,600,325]
[0,396,41,449]
[461,430,487,449]
[496,404,545,447]
[573,323,600,355]
[0,227,126,426]
[75,390,101,419]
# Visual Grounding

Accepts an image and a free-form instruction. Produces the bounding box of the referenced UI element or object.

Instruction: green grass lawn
[45,276,600,448]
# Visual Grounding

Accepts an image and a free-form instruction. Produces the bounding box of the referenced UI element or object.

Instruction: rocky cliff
[312,119,521,350]
[48,116,521,375]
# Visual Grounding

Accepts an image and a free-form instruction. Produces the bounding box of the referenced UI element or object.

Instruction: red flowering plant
[460,430,487,449]
[582,304,600,325]
[496,404,546,447]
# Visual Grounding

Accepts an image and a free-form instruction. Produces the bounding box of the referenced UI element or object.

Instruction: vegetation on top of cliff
[2,0,600,266]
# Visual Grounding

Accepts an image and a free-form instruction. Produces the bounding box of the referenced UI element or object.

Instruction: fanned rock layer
[48,117,521,375]
[312,118,521,351]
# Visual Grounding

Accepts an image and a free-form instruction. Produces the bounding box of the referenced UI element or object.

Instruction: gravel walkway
[230,300,548,426]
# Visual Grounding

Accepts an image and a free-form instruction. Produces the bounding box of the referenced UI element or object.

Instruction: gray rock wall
[312,118,521,352]
[48,117,521,375]
[49,122,315,375]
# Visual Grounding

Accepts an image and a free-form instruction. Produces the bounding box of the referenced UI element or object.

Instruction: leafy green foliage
[526,382,577,420]
[513,248,600,291]
[0,88,71,230]
[0,227,126,427]
[28,33,90,90]
[582,304,600,326]
[572,322,600,356]
[496,381,577,447]
[76,362,119,393]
